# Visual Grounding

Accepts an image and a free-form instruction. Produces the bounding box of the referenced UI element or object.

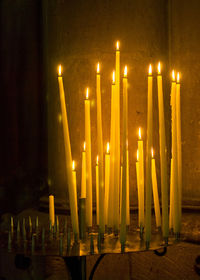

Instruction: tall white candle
[96,155,99,225]
[138,128,144,229]
[157,62,169,241]
[81,142,86,198]
[105,143,110,225]
[85,88,93,227]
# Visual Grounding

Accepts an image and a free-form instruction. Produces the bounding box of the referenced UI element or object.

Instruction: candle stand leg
[194,255,200,276]
[63,256,86,280]
[154,247,167,256]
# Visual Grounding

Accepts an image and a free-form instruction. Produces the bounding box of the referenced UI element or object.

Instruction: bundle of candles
[51,41,182,249]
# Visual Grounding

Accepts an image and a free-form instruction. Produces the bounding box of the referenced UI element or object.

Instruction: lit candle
[120,66,128,244]
[114,41,120,232]
[81,142,86,198]
[96,63,105,234]
[57,65,79,236]
[85,88,93,227]
[49,195,55,226]
[105,143,110,225]
[176,72,182,231]
[107,72,116,228]
[170,70,179,235]
[96,155,99,225]
[157,62,169,241]
[151,149,161,228]
[137,128,144,229]
[145,64,153,246]
[169,158,174,229]
[71,160,79,238]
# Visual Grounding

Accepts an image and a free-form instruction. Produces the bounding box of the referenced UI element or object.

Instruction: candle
[81,142,86,198]
[85,88,93,227]
[57,65,79,236]
[107,72,116,228]
[120,66,128,244]
[105,142,110,225]
[151,149,161,228]
[126,149,130,226]
[137,128,144,229]
[71,160,79,238]
[169,158,174,229]
[176,73,182,231]
[157,62,169,241]
[113,41,120,232]
[96,63,105,234]
[49,195,55,226]
[136,149,141,227]
[171,70,179,235]
[96,155,99,225]
[145,64,153,246]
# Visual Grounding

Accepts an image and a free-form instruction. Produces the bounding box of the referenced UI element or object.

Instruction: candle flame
[138,127,141,140]
[96,155,99,165]
[83,141,86,151]
[124,65,127,77]
[112,71,115,83]
[116,41,120,50]
[107,142,110,153]
[177,72,180,83]
[86,88,89,99]
[97,63,100,73]
[158,62,161,74]
[149,64,152,75]
[137,149,139,161]
[172,70,175,81]
[58,64,62,76]
[151,148,154,158]
[72,160,75,171]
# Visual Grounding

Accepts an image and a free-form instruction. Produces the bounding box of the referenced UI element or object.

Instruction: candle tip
[96,155,99,165]
[58,64,62,76]
[151,148,154,158]
[158,62,161,74]
[124,65,127,77]
[116,41,120,50]
[86,88,89,99]
[97,63,100,73]
[177,72,180,83]
[138,127,141,140]
[112,71,115,83]
[172,70,175,81]
[149,64,152,75]
[83,141,86,151]
[72,160,75,171]
[106,142,110,153]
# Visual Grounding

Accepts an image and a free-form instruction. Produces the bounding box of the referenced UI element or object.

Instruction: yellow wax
[145,66,153,244]
[157,67,169,239]
[58,73,79,236]
[171,79,179,234]
[120,72,128,243]
[105,150,110,225]
[85,95,93,227]
[49,195,55,226]
[96,162,99,225]
[136,161,141,226]
[81,150,86,198]
[138,139,144,228]
[96,66,105,234]
[126,150,130,226]
[72,166,79,236]
[176,79,182,230]
[169,158,174,229]
[114,43,120,232]
[108,79,116,228]
[151,158,161,228]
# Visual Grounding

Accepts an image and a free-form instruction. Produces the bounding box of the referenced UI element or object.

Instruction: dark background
[1,0,200,215]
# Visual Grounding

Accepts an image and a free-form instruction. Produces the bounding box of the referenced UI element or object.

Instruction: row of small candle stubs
[53,41,182,247]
